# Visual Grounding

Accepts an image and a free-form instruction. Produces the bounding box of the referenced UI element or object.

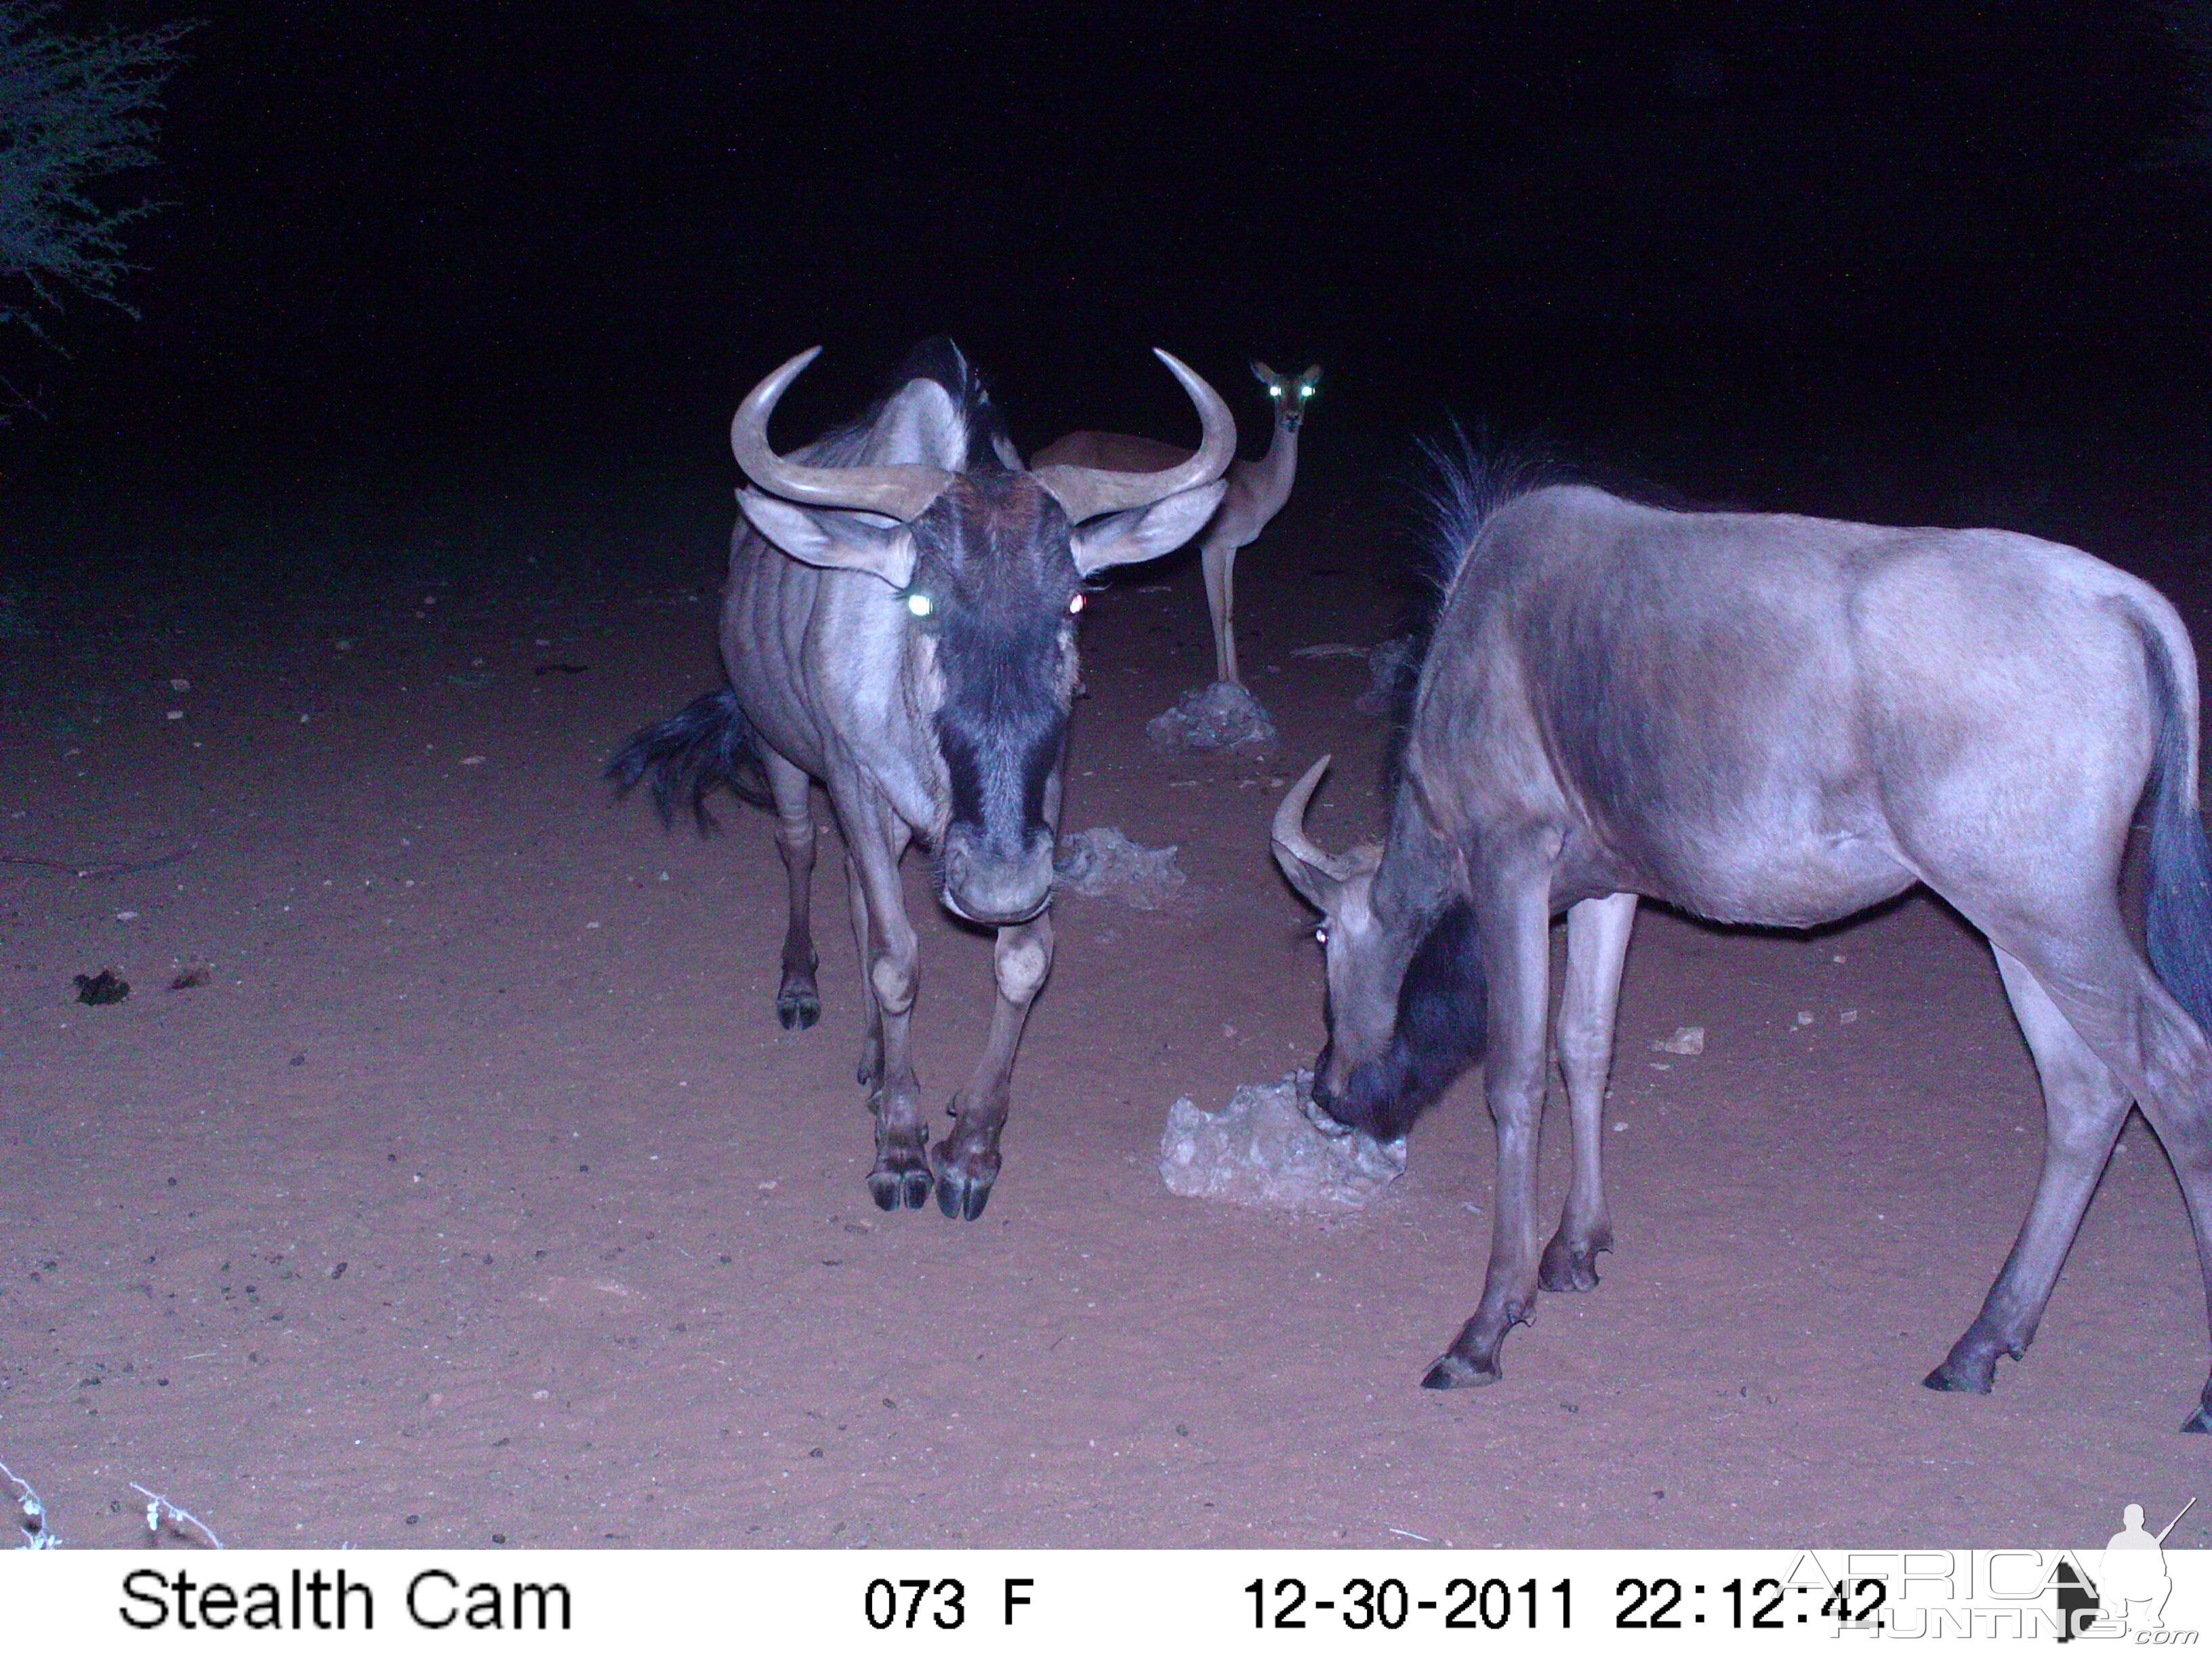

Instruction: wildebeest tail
[605,688,774,833]
[2137,611,2212,1034]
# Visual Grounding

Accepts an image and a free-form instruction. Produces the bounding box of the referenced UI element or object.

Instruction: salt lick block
[1145,680,1277,754]
[1160,1073,1407,1212]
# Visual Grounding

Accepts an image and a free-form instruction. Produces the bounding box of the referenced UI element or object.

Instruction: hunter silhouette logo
[2056,1498,2197,1641]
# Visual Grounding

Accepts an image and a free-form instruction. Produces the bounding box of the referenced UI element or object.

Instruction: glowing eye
[1315,924,1330,946]
[1299,386,1315,398]
[905,592,934,617]
[1269,386,1282,398]
[1068,593,1086,615]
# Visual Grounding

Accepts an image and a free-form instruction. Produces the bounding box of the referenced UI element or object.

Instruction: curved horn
[729,347,951,521]
[1032,348,1237,523]
[1271,755,1361,890]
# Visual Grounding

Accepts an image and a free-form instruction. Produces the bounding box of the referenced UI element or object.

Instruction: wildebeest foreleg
[933,912,1055,1221]
[1924,945,2131,1396]
[764,753,821,1030]
[846,853,882,1090]
[1541,892,1638,1292]
[837,790,929,1211]
[1425,856,1554,1389]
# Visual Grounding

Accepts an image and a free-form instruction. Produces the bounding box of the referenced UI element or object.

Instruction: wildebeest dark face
[1272,757,1488,1141]
[731,343,1231,927]
[743,464,1226,926]
[910,472,1227,924]
[907,473,1082,926]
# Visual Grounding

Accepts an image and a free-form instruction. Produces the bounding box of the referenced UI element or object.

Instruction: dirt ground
[5,454,2211,1551]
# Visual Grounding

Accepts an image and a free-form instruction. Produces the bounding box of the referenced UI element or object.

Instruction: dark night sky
[14,0,2212,491]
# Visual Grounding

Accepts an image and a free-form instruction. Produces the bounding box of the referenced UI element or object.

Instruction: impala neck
[1242,411,1300,508]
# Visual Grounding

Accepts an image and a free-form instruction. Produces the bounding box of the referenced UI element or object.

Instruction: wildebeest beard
[1324,899,1490,1141]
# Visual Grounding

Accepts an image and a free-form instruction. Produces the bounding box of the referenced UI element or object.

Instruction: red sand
[4,473,2207,1549]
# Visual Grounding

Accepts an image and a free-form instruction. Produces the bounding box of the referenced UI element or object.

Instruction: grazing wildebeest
[1271,454,2212,1429]
[1033,360,1319,688]
[611,339,1233,1218]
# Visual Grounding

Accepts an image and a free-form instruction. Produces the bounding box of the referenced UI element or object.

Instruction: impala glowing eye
[1269,386,1282,398]
[1300,386,1315,398]
[1068,593,1086,615]
[1315,924,1330,946]
[905,592,934,617]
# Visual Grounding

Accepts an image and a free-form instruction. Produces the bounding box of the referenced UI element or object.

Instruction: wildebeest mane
[1380,427,1708,784]
[798,336,1014,476]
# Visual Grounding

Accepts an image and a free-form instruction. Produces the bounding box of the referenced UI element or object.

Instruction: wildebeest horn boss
[611,339,1233,1218]
[1274,450,2212,1431]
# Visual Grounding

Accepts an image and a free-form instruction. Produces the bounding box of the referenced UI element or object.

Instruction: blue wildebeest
[1271,455,2212,1429]
[611,340,1232,1218]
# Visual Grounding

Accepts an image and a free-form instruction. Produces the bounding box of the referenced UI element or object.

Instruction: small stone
[1655,1026,1704,1055]
[1795,1010,1815,1026]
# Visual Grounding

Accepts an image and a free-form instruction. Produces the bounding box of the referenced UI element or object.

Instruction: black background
[10,1,2211,516]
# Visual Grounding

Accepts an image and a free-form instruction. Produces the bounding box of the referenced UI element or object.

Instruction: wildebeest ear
[739,490,917,588]
[1271,841,1344,912]
[1069,480,1227,576]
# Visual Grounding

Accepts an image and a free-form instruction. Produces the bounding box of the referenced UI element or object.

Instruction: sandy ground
[4,458,2210,1551]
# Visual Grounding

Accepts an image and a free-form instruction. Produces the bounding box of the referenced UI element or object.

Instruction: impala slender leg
[833,786,926,1211]
[1427,852,1553,1388]
[763,752,820,1031]
[1541,892,1638,1291]
[933,912,1055,1221]
[1200,532,1240,687]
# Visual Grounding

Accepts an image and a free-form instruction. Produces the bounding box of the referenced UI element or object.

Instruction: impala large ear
[1298,365,1322,391]
[739,490,917,589]
[1069,480,1227,576]
[1252,360,1279,385]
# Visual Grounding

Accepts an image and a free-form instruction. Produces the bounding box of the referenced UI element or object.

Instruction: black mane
[1382,430,1706,783]
[800,336,1015,476]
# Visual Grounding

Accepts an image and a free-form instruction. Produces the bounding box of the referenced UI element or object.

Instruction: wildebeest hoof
[930,1142,1000,1221]
[1539,1235,1605,1292]
[867,1158,932,1212]
[1420,1352,1500,1390]
[1921,1353,1999,1395]
[776,986,821,1029]
[935,1174,993,1221]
